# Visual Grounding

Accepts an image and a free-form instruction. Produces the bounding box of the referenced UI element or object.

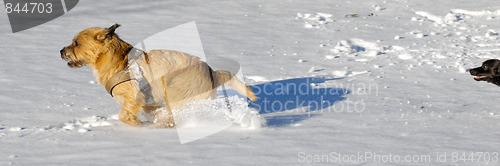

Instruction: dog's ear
[97,24,120,41]
[106,24,120,36]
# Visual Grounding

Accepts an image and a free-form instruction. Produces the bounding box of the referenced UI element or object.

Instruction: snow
[1,0,500,165]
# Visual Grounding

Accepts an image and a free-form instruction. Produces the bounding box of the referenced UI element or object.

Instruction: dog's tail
[213,70,257,102]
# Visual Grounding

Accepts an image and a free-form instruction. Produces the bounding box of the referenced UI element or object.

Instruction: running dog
[60,24,257,127]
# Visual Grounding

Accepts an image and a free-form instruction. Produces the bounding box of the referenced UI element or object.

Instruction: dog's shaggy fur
[470,59,500,87]
[60,24,257,127]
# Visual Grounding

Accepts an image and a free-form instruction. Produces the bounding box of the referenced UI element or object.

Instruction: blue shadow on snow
[248,77,349,127]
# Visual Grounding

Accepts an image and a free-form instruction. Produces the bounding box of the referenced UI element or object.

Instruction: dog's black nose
[469,69,477,75]
[60,49,64,55]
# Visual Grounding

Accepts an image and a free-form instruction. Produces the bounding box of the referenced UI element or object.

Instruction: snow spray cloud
[3,0,79,33]
[129,22,249,144]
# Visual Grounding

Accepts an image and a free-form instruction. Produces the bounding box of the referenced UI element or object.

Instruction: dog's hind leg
[151,76,176,128]
[142,105,162,120]
[214,70,257,102]
[143,105,175,128]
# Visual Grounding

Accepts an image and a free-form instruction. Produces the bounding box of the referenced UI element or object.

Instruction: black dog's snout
[469,69,478,75]
[469,67,483,76]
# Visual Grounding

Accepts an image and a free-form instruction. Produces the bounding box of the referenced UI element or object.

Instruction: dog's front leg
[118,100,143,127]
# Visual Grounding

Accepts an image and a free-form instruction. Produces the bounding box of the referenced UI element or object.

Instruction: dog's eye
[74,41,79,47]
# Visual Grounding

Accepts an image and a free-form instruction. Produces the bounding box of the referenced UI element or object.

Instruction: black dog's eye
[495,69,498,73]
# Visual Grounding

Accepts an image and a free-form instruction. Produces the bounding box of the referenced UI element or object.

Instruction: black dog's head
[470,59,500,86]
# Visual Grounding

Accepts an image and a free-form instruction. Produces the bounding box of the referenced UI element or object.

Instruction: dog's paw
[119,112,143,127]
[125,120,143,127]
[150,115,176,128]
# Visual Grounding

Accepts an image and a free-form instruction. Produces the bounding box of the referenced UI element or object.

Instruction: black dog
[470,59,500,86]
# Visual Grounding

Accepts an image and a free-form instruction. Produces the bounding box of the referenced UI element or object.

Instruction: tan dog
[60,24,257,127]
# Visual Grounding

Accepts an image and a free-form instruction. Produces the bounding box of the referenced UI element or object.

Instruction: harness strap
[104,48,145,97]
[105,71,133,97]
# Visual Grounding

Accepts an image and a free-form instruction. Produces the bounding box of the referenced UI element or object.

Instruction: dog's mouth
[67,61,85,68]
[474,75,489,80]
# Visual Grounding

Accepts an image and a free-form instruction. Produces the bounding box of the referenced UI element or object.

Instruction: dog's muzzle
[60,47,71,61]
[60,47,84,68]
[469,67,481,76]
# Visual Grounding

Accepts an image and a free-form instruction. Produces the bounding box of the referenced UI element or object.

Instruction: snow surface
[1,0,500,165]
